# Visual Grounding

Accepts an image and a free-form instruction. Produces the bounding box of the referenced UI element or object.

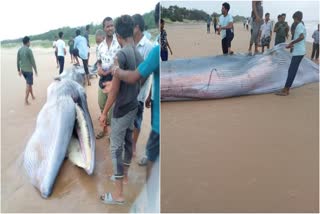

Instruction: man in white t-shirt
[258,12,273,52]
[132,14,153,161]
[276,11,306,96]
[218,2,234,55]
[55,31,66,74]
[95,17,121,140]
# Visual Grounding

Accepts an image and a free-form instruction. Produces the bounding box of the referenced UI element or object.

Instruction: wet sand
[1,47,150,212]
[161,23,319,212]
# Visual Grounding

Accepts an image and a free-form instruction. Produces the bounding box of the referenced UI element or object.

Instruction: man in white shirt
[258,13,272,52]
[132,14,153,160]
[95,17,121,140]
[218,2,234,55]
[55,32,66,74]
[276,11,306,96]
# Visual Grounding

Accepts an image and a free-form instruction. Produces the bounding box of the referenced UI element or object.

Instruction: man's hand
[99,114,107,127]
[286,42,294,49]
[169,49,173,55]
[145,96,151,108]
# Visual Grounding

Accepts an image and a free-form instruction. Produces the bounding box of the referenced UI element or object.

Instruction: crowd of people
[16,3,160,207]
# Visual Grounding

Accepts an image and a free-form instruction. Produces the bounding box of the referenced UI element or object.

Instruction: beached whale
[23,68,96,198]
[161,44,319,101]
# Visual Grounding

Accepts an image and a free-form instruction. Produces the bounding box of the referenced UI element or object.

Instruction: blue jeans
[285,55,304,88]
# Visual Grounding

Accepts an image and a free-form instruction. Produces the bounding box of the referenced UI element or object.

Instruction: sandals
[100,192,125,205]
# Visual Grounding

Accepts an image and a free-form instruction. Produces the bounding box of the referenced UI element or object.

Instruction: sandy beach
[1,47,151,212]
[161,22,319,212]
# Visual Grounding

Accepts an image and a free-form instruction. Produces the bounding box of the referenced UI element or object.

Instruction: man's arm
[166,38,173,55]
[287,33,304,49]
[17,50,20,72]
[221,21,233,30]
[29,50,37,74]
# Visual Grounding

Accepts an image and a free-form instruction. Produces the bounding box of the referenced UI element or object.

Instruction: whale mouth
[67,104,92,173]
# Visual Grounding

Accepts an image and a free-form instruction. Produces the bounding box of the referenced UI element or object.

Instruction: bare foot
[123,176,128,185]
[275,89,289,96]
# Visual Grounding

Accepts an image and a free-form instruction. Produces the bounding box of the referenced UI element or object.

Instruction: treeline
[1,10,156,44]
[161,5,246,23]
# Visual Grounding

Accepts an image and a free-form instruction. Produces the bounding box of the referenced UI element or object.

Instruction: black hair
[86,25,90,30]
[22,36,30,45]
[277,14,281,19]
[115,15,134,39]
[292,11,303,21]
[160,18,164,24]
[102,17,113,28]
[222,2,230,12]
[58,31,63,38]
[132,14,145,32]
[76,29,81,36]
[155,2,160,26]
[281,13,286,17]
[265,13,270,16]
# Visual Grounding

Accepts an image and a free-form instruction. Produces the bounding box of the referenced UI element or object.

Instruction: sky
[0,0,158,41]
[161,0,319,22]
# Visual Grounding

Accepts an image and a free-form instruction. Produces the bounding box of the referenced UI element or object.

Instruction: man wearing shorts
[17,36,38,105]
[258,13,272,52]
[248,0,263,55]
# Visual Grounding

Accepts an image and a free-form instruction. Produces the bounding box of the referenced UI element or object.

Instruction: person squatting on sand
[276,11,306,96]
[17,36,38,105]
[218,2,234,55]
[99,14,143,205]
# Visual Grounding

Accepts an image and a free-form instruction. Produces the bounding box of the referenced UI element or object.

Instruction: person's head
[95,29,105,44]
[277,14,281,21]
[54,35,58,41]
[281,13,286,21]
[221,2,230,15]
[102,17,114,38]
[58,31,63,39]
[115,15,134,46]
[160,19,165,30]
[132,14,145,37]
[76,29,81,36]
[86,25,90,32]
[265,13,270,22]
[292,11,303,24]
[155,2,160,27]
[22,36,30,46]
